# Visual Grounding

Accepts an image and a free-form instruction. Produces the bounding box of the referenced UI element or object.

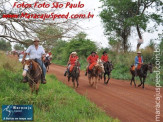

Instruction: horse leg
[138,76,142,87]
[94,77,97,89]
[91,77,94,86]
[68,76,70,82]
[104,73,106,84]
[72,77,75,88]
[36,82,40,95]
[142,77,146,89]
[106,74,110,84]
[130,76,133,86]
[88,75,91,85]
[76,77,79,88]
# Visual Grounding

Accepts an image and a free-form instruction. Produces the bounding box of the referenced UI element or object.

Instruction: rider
[85,51,99,76]
[64,52,79,76]
[21,37,47,84]
[48,51,52,63]
[135,51,143,75]
[45,51,50,60]
[101,51,109,63]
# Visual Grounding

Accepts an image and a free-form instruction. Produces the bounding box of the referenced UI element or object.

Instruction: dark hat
[103,51,107,54]
[91,51,96,54]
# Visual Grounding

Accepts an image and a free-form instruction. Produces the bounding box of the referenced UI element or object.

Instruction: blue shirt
[135,56,143,65]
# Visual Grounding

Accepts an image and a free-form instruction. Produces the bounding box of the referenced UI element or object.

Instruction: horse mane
[142,64,148,70]
[31,60,38,71]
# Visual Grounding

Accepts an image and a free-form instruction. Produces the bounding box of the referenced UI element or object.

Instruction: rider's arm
[21,53,27,64]
[87,56,91,64]
[135,56,138,64]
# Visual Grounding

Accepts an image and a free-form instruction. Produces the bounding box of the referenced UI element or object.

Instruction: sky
[2,0,163,51]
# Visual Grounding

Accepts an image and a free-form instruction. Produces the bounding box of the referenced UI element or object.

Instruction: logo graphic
[2,105,33,121]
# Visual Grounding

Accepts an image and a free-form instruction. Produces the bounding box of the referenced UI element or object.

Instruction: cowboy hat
[71,52,77,55]
[33,37,40,42]
[137,51,141,54]
[103,51,107,54]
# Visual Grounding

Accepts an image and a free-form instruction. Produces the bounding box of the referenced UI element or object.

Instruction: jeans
[35,59,46,77]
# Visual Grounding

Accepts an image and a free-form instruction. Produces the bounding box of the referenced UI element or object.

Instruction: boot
[23,76,28,83]
[64,71,67,76]
[41,75,46,84]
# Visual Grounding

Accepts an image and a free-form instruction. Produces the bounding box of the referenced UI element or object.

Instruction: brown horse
[130,63,153,88]
[68,60,80,88]
[44,57,50,72]
[22,60,42,94]
[88,63,101,89]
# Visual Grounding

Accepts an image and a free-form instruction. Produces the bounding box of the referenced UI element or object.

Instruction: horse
[67,60,80,88]
[103,61,113,84]
[44,57,50,72]
[130,63,153,88]
[96,59,104,81]
[22,60,42,94]
[88,62,102,89]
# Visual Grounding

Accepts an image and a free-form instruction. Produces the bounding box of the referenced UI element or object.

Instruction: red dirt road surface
[48,64,163,122]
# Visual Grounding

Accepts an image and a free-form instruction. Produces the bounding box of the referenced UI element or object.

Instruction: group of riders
[21,37,144,84]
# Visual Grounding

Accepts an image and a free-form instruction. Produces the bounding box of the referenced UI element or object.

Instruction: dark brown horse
[68,60,80,88]
[130,63,153,88]
[22,60,42,94]
[44,57,50,72]
[103,61,113,84]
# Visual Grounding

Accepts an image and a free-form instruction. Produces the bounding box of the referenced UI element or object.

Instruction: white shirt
[46,53,49,57]
[26,45,45,59]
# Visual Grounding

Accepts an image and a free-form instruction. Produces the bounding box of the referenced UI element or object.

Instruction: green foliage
[0,39,11,51]
[14,44,24,50]
[37,25,63,51]
[52,32,97,67]
[100,0,163,51]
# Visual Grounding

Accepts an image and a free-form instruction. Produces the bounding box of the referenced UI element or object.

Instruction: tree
[65,32,97,58]
[37,26,63,51]
[100,0,133,52]
[0,39,11,51]
[100,0,163,51]
[51,32,97,64]
[14,44,24,50]
[0,0,81,45]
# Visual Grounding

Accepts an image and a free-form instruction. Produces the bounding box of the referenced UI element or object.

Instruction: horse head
[148,63,153,73]
[22,60,37,77]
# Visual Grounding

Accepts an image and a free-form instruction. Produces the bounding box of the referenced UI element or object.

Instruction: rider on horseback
[135,51,143,75]
[101,51,109,63]
[85,51,99,76]
[64,52,79,76]
[21,38,47,84]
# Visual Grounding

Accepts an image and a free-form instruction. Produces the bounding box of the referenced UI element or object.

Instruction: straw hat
[137,51,141,54]
[71,52,77,55]
[33,37,40,42]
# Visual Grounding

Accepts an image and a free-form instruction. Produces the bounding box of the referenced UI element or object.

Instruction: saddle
[131,64,142,71]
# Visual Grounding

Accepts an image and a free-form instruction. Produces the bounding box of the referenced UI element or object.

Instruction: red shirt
[101,54,108,62]
[138,56,142,63]
[87,55,98,64]
[48,52,52,55]
[69,56,78,65]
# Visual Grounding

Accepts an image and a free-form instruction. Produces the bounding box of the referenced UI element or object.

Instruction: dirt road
[48,64,163,122]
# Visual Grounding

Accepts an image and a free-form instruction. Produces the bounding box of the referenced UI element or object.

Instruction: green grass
[0,52,119,122]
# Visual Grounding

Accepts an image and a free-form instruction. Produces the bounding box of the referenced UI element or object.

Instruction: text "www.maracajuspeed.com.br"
[2,12,94,20]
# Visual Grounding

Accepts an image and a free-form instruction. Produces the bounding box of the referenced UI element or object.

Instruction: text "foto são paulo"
[13,1,84,9]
